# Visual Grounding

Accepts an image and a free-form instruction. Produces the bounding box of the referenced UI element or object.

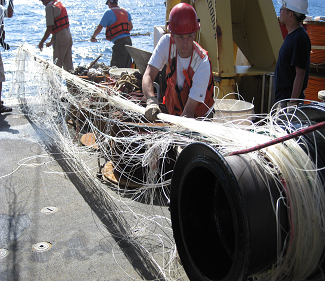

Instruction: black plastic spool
[170,142,288,280]
[170,103,325,281]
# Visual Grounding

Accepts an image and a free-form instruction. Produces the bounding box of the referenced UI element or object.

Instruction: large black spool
[170,102,325,281]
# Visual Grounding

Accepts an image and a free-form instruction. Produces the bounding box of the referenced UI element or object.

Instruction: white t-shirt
[148,34,211,103]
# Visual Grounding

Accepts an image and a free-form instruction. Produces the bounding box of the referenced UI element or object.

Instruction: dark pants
[111,36,132,68]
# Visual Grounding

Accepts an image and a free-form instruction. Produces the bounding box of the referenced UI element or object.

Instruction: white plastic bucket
[214,99,254,125]
[109,68,139,78]
[318,90,325,101]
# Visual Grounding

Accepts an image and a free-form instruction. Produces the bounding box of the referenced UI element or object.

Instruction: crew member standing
[142,3,214,122]
[38,0,73,71]
[0,0,13,114]
[274,0,311,108]
[91,0,133,68]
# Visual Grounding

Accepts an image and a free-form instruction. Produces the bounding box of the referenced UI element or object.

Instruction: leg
[111,37,132,68]
[63,35,73,72]
[0,53,11,113]
[53,29,73,70]
[110,44,118,67]
[124,37,132,68]
[52,35,62,68]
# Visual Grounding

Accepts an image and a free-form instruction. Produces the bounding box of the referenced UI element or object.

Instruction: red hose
[230,120,325,156]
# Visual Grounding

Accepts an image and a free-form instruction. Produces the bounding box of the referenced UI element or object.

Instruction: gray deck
[0,101,173,281]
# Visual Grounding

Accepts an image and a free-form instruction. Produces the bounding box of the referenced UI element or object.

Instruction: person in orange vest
[0,0,13,114]
[91,0,133,68]
[142,3,214,122]
[38,0,73,71]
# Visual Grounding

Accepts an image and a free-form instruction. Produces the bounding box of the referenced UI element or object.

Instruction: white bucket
[214,99,254,125]
[109,68,139,78]
[318,90,325,101]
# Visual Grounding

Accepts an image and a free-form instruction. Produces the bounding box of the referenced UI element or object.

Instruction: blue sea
[1,0,324,98]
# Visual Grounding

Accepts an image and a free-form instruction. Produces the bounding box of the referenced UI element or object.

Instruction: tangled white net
[8,44,325,281]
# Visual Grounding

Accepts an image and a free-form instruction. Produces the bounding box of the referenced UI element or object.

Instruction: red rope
[230,120,325,156]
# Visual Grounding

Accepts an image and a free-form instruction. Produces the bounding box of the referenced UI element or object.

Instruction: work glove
[145,96,161,122]
[287,101,299,107]
[286,101,300,113]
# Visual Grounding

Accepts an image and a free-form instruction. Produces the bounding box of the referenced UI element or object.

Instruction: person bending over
[142,3,214,122]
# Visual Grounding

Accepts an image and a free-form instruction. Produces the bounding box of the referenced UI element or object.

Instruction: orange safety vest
[105,8,130,41]
[49,1,69,34]
[164,37,214,117]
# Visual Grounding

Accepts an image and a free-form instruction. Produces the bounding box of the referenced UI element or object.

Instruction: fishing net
[7,44,325,281]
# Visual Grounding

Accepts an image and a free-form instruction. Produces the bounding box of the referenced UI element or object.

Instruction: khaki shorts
[0,53,5,83]
[52,28,73,71]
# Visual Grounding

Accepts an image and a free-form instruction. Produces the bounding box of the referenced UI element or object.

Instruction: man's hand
[287,101,299,107]
[38,41,44,51]
[145,96,161,122]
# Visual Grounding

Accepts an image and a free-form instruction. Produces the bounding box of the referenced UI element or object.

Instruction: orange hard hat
[167,3,200,34]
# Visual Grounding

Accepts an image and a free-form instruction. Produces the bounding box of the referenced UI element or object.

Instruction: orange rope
[307,24,325,64]
[305,24,325,103]
[310,49,325,64]
[305,76,325,103]
[307,23,325,64]
[306,24,325,46]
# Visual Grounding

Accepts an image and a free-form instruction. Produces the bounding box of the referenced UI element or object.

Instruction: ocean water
[1,0,166,97]
[5,0,165,63]
[1,0,324,98]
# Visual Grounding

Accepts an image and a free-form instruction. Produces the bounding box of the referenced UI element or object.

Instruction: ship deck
[0,101,176,281]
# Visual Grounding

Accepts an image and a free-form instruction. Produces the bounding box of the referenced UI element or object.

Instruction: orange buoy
[80,132,99,149]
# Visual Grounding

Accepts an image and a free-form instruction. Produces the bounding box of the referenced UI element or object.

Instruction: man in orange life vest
[38,0,73,71]
[142,3,214,122]
[91,0,133,68]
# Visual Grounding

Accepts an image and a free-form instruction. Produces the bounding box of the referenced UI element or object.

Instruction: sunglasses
[280,7,292,12]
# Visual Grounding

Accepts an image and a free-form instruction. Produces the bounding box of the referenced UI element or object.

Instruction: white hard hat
[278,0,309,14]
